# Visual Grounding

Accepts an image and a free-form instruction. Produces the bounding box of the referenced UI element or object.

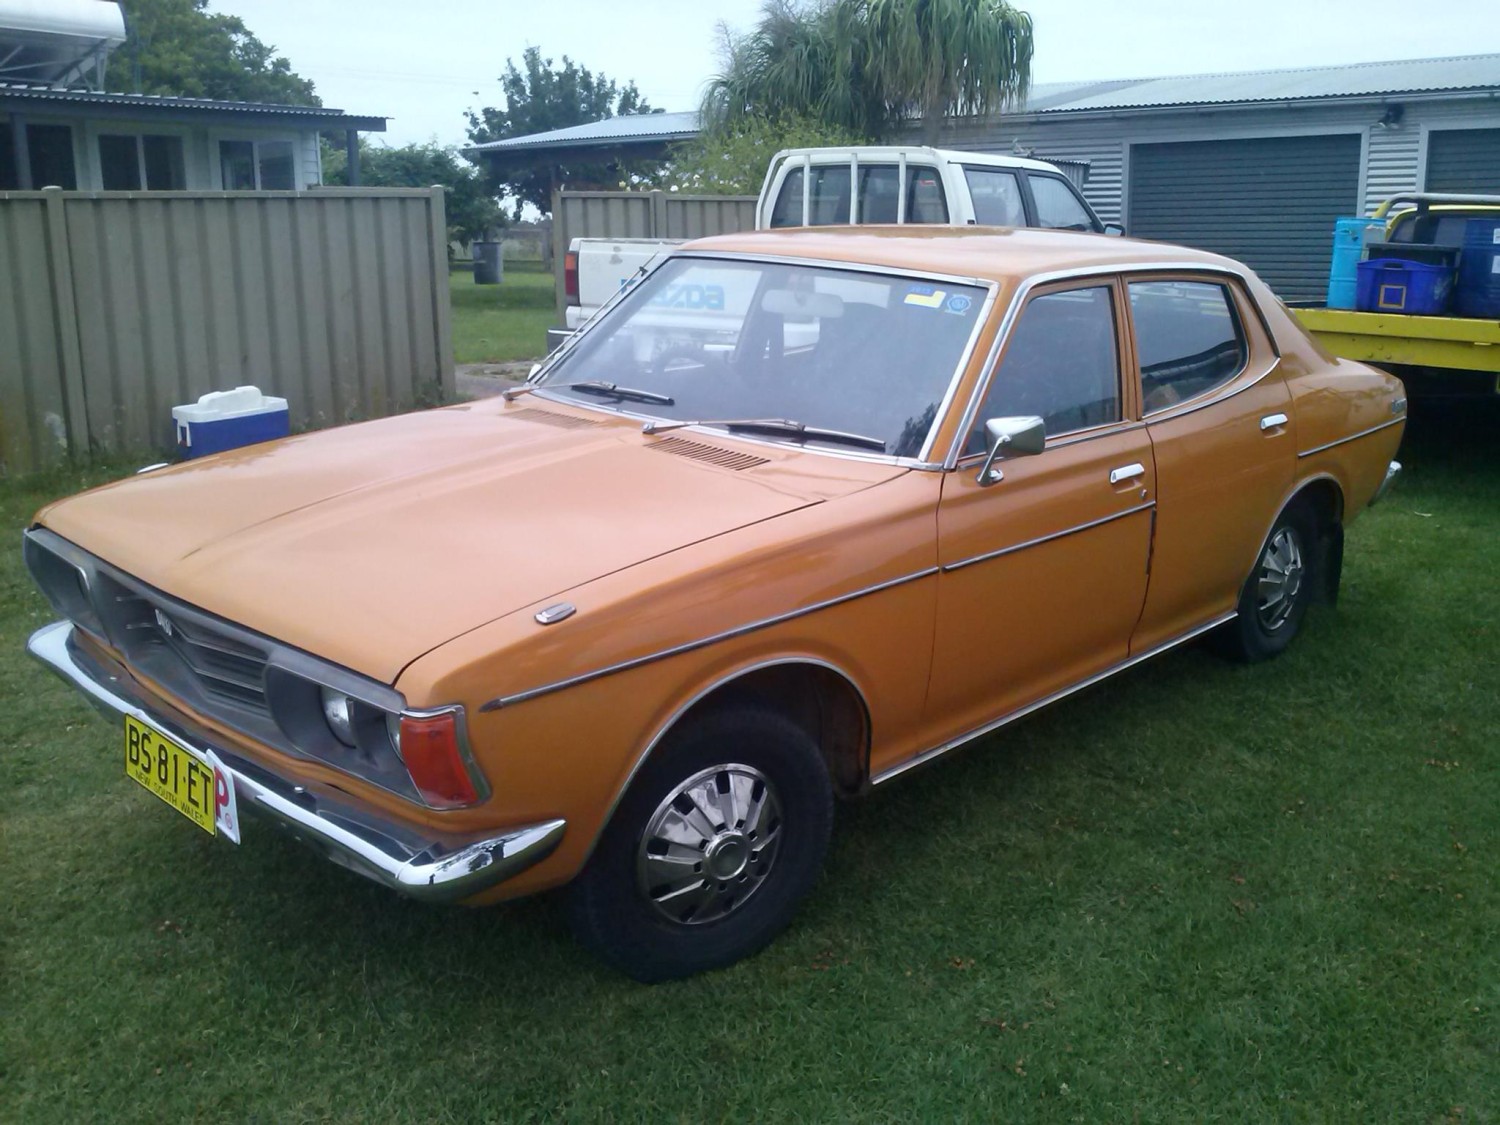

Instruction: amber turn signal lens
[397,711,479,808]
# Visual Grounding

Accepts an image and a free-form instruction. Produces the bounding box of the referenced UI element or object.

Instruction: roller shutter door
[1425,128,1500,193]
[1128,134,1362,303]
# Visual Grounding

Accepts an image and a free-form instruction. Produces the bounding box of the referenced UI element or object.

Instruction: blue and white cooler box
[172,386,290,459]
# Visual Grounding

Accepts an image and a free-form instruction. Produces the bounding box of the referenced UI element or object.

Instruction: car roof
[773,145,1063,174]
[678,227,1246,286]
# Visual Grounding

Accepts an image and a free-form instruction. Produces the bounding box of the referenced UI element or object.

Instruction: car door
[926,279,1156,742]
[1126,274,1296,653]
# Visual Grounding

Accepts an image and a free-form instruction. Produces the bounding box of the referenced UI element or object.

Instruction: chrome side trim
[1296,416,1405,459]
[575,655,872,870]
[480,566,939,712]
[941,501,1155,574]
[942,262,1265,469]
[870,611,1237,786]
[28,621,564,904]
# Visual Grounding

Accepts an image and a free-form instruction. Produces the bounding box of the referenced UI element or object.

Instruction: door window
[963,167,1026,226]
[1129,280,1248,413]
[967,285,1120,455]
[1028,175,1094,230]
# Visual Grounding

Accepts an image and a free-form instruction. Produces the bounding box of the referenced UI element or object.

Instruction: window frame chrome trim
[869,611,1237,786]
[479,565,938,712]
[944,261,1271,470]
[941,500,1156,573]
[1296,416,1405,459]
[526,250,999,471]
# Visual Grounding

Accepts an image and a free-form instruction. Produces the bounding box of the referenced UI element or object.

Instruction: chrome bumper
[27,621,564,904]
[1371,459,1402,506]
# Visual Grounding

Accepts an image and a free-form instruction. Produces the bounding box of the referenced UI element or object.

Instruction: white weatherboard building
[0,0,385,192]
[473,54,1500,303]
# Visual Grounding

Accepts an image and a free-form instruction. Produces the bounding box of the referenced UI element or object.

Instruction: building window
[218,138,297,190]
[100,134,187,190]
[27,123,78,189]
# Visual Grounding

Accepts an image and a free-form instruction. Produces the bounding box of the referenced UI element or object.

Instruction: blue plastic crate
[1355,258,1453,316]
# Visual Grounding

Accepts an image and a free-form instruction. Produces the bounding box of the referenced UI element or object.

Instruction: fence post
[552,187,567,326]
[40,186,90,457]
[427,185,456,399]
[648,190,668,239]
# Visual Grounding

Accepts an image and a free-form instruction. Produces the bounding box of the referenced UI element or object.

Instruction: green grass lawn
[2,405,1496,1122]
[449,260,554,365]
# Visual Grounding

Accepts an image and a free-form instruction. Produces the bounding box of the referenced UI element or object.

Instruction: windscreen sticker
[944,294,973,315]
[904,285,947,308]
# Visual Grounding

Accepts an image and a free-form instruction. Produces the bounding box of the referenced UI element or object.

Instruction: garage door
[1425,128,1500,193]
[1129,134,1362,303]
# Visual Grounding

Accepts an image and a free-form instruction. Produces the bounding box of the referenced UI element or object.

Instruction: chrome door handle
[1108,462,1146,484]
[1260,413,1289,431]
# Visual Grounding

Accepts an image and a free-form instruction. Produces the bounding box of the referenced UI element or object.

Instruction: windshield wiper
[641,417,887,453]
[502,380,675,406]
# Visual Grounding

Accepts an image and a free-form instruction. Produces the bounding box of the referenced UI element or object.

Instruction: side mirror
[977,415,1045,486]
[1103,223,1125,237]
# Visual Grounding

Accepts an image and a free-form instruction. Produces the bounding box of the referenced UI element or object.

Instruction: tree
[666,113,870,195]
[864,0,1033,144]
[322,141,503,245]
[701,0,1034,144]
[105,0,318,105]
[465,47,654,215]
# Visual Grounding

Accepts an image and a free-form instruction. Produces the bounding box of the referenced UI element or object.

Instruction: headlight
[320,686,357,747]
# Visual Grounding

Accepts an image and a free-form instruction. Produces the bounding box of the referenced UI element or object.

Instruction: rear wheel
[567,706,833,982]
[1213,502,1319,663]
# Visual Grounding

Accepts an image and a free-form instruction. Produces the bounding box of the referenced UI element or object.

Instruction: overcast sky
[207,0,1500,148]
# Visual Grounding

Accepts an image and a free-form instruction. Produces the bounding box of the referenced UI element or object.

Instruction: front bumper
[28,621,565,904]
[1371,459,1402,506]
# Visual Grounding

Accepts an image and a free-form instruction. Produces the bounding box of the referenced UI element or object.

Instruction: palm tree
[864,0,1033,144]
[699,0,1033,145]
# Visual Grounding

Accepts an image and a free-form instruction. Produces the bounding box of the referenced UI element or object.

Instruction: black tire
[1212,501,1319,663]
[566,705,833,982]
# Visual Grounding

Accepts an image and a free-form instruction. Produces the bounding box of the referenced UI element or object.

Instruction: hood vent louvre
[506,407,605,430]
[645,436,769,471]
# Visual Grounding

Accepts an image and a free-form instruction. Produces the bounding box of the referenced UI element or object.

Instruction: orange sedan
[26,228,1405,981]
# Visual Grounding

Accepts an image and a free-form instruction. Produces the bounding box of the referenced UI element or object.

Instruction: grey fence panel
[0,197,75,469]
[551,190,759,321]
[0,186,453,474]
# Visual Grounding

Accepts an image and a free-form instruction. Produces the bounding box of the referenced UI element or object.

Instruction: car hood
[39,399,903,683]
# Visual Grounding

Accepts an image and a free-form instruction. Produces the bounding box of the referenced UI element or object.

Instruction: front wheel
[566,706,833,982]
[1213,502,1319,663]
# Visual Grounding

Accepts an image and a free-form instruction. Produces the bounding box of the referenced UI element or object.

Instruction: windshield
[537,257,987,458]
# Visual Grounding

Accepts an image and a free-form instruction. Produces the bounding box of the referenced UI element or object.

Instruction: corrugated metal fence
[551,189,757,320]
[0,186,454,474]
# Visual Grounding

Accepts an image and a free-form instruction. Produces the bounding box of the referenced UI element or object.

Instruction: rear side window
[852,164,948,224]
[967,285,1120,454]
[1129,281,1248,413]
[964,167,1026,226]
[1028,176,1094,231]
[769,166,854,227]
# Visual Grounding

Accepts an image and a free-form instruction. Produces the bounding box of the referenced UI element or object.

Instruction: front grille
[92,571,276,728]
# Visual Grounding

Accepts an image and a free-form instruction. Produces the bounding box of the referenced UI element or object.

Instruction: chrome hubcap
[636,763,782,925]
[1256,526,1305,631]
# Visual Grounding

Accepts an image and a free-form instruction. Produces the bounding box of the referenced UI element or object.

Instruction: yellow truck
[1291,193,1500,395]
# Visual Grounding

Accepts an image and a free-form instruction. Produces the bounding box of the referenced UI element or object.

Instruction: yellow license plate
[125,715,218,836]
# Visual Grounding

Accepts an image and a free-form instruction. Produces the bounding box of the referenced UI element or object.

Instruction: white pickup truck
[554,146,1116,347]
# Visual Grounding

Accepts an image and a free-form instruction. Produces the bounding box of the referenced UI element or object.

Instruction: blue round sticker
[945,294,972,314]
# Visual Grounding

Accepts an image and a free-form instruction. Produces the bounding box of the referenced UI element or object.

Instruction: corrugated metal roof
[0,81,386,128]
[1027,53,1500,113]
[467,110,700,153]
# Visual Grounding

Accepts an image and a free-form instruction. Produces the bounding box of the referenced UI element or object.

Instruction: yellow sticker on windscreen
[904,286,946,308]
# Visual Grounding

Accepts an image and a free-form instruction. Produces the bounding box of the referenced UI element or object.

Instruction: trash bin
[472,240,503,285]
[172,386,290,458]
